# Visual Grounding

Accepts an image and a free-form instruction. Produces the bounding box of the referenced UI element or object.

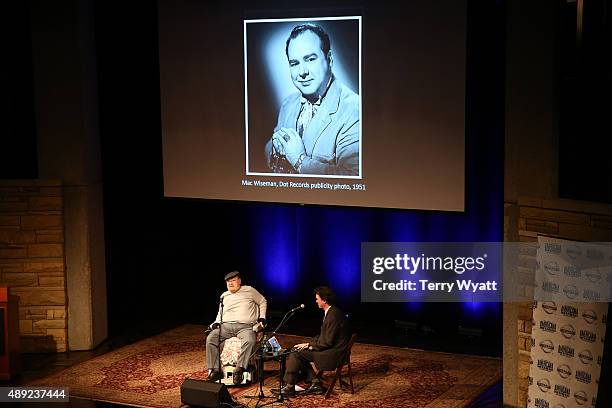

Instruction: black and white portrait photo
[244,17,362,178]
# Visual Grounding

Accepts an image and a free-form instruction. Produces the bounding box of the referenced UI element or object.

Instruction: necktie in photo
[297,98,318,137]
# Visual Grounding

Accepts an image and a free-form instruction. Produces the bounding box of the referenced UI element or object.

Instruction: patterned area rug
[28,325,501,407]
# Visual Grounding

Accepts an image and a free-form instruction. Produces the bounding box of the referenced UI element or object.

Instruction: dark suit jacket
[309,306,350,371]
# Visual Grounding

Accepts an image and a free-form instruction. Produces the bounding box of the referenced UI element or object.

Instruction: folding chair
[317,333,357,399]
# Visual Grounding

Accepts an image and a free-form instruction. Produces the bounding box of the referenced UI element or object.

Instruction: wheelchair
[217,331,265,386]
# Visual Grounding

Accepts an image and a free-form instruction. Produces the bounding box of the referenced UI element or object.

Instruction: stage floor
[4,324,502,407]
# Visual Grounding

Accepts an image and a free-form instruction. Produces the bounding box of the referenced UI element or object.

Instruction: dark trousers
[283,350,318,385]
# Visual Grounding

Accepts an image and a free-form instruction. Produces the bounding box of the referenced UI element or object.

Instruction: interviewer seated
[205,271,267,385]
[274,286,349,397]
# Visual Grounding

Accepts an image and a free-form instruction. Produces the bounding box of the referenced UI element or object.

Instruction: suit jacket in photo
[264,76,360,176]
[309,306,350,371]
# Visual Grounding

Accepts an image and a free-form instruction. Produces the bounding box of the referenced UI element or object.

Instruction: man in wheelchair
[205,271,267,385]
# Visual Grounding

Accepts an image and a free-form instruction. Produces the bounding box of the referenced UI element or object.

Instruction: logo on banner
[575,370,592,384]
[557,364,572,379]
[535,398,550,408]
[542,301,557,314]
[544,261,560,276]
[582,309,597,324]
[566,245,581,259]
[563,284,578,299]
[578,350,593,364]
[542,281,560,293]
[563,266,581,278]
[583,290,601,301]
[579,329,596,343]
[574,390,588,405]
[560,324,576,339]
[561,305,578,318]
[558,344,574,358]
[554,384,570,398]
[537,359,554,372]
[539,339,554,353]
[544,243,562,254]
[540,320,557,333]
[537,378,551,393]
[586,269,602,283]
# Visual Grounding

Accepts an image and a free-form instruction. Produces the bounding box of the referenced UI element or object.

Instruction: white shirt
[323,305,332,321]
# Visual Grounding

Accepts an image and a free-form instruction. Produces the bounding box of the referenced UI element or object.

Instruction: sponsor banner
[501,242,611,302]
[527,237,608,408]
[534,240,612,303]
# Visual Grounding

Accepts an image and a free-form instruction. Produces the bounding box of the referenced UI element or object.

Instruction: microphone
[289,304,305,313]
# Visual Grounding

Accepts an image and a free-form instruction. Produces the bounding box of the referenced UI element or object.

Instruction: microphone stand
[218,297,223,385]
[243,326,275,404]
[217,297,235,408]
[254,307,301,408]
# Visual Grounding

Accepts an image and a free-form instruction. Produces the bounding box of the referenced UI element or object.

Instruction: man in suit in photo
[265,23,360,176]
[274,286,350,397]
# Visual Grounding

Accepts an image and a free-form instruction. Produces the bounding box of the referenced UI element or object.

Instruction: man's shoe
[271,384,295,397]
[302,382,326,395]
[207,369,222,382]
[233,367,245,385]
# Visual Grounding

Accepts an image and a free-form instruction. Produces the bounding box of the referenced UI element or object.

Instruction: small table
[253,349,297,406]
[258,349,296,383]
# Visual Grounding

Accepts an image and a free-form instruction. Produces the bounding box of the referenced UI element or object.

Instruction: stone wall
[0,180,67,352]
[506,196,612,407]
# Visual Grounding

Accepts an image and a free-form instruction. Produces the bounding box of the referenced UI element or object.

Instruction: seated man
[206,271,267,385]
[275,286,350,397]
